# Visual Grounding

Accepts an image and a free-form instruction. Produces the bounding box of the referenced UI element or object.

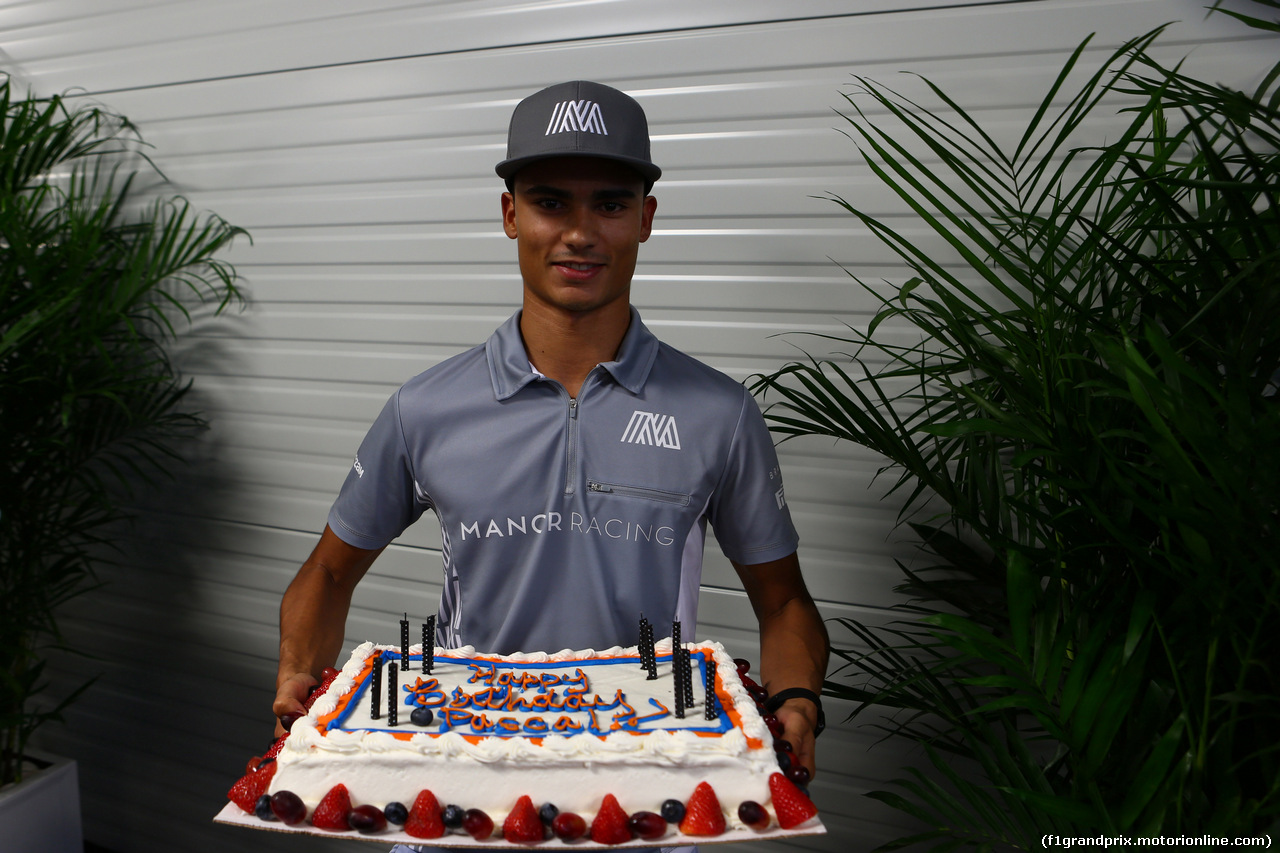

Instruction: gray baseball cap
[495,80,661,184]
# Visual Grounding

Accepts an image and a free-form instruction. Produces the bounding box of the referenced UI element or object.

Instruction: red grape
[552,812,587,841]
[348,804,387,834]
[628,811,667,840]
[269,790,307,825]
[462,808,494,840]
[737,800,770,831]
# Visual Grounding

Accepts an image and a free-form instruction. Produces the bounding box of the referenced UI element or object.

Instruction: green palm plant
[0,78,246,786]
[753,4,1279,848]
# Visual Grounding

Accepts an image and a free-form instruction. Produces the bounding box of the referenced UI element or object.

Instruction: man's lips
[552,260,604,281]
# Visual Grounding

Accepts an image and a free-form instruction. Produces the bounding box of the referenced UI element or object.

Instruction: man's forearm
[277,560,356,689]
[758,592,828,780]
[273,526,382,729]
[733,552,829,778]
[758,593,828,699]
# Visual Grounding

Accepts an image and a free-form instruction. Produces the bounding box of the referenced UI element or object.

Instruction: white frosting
[270,639,780,820]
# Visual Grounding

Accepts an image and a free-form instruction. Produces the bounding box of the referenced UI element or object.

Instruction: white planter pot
[0,750,84,853]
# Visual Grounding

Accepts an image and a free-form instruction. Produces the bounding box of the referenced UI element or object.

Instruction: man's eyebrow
[523,184,572,199]
[592,188,638,201]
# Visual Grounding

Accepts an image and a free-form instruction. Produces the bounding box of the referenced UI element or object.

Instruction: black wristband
[764,687,826,737]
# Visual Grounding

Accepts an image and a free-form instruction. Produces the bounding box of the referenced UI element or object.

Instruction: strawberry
[311,783,353,831]
[502,794,543,844]
[405,789,445,839]
[768,771,818,829]
[227,760,276,813]
[679,781,726,836]
[589,794,633,845]
[264,734,289,761]
[303,668,343,711]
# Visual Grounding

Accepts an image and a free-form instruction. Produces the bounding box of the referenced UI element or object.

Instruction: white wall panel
[7,1,1276,851]
[3,0,1028,94]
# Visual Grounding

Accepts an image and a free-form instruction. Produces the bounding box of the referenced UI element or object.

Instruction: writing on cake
[322,651,732,739]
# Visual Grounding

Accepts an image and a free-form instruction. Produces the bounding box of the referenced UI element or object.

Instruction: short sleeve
[706,386,800,564]
[326,390,426,550]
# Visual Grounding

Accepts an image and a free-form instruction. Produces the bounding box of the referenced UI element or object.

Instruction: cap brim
[495,152,661,183]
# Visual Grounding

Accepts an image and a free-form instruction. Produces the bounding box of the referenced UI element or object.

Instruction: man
[272,81,829,828]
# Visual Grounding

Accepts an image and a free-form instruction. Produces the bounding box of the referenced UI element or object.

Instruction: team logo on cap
[546,100,609,136]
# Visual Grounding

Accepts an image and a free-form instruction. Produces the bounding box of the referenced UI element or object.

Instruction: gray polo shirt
[328,309,798,655]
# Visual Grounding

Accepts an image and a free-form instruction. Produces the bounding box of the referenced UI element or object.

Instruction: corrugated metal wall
[4,1,1274,850]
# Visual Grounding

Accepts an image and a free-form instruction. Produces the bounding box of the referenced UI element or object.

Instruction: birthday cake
[226,634,819,843]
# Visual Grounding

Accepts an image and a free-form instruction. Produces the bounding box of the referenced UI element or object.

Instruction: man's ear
[639,194,657,243]
[501,191,518,239]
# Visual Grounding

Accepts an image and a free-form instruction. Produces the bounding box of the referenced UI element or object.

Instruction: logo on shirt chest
[620,410,681,450]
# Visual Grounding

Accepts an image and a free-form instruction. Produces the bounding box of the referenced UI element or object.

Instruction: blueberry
[442,803,465,828]
[410,705,434,726]
[254,794,275,821]
[776,749,792,772]
[659,798,685,824]
[383,801,408,826]
[539,802,560,826]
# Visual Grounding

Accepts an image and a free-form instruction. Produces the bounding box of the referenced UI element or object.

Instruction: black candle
[672,633,685,718]
[387,661,398,726]
[400,613,410,669]
[704,656,718,720]
[676,647,685,705]
[686,648,696,706]
[370,651,382,719]
[425,615,436,674]
[645,623,657,680]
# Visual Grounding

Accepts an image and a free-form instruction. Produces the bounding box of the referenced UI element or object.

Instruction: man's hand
[773,695,820,780]
[272,671,319,737]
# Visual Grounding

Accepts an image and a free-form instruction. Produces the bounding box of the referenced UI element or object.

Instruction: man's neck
[519,300,631,399]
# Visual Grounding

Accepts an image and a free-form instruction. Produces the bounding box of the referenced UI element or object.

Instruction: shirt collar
[486,307,659,401]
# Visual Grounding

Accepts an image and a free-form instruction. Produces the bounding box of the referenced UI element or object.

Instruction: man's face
[502,157,657,318]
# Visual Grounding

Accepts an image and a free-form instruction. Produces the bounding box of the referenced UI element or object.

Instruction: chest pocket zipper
[587,480,691,506]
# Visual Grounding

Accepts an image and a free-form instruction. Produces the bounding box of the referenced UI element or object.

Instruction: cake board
[214,801,826,848]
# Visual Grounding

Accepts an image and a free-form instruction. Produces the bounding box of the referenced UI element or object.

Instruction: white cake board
[214,802,825,848]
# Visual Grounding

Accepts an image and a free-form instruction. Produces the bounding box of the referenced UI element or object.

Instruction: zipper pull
[569,398,578,418]
[588,481,611,493]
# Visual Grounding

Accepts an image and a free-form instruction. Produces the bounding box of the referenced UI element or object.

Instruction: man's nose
[562,206,598,250]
